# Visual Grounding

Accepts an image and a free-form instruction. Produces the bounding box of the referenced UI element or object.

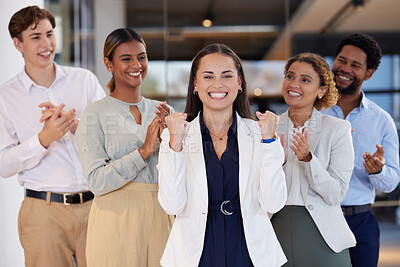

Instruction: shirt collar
[359,91,370,110]
[20,63,65,92]
[330,90,369,114]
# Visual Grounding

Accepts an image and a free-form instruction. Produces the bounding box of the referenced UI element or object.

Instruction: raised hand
[289,128,312,162]
[363,144,385,174]
[165,112,188,152]
[38,103,77,148]
[155,101,171,128]
[256,110,278,139]
[138,117,162,160]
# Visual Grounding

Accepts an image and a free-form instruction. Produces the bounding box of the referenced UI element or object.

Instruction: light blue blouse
[75,96,173,195]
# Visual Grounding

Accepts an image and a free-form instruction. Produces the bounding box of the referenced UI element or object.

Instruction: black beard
[333,70,363,96]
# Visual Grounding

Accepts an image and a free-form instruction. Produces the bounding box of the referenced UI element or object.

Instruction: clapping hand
[363,144,385,174]
[289,129,312,162]
[155,101,171,128]
[38,103,77,148]
[39,102,78,133]
[138,117,162,160]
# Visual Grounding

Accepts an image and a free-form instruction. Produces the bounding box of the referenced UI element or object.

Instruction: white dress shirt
[0,64,106,192]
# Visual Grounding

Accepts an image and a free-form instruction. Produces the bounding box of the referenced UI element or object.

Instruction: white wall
[94,0,126,88]
[0,1,43,267]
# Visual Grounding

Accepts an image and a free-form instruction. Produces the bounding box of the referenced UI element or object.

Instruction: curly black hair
[335,33,382,70]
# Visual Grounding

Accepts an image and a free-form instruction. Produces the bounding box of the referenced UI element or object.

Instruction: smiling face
[332,45,374,95]
[194,53,242,115]
[105,39,148,90]
[282,61,326,112]
[13,19,56,71]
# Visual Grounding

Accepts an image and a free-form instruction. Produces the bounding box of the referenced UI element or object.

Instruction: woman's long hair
[184,43,254,122]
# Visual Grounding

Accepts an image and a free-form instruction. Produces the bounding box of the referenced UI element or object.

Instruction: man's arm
[368,119,400,193]
[0,103,76,177]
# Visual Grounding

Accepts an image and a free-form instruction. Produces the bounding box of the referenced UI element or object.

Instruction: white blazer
[157,112,288,267]
[277,108,356,253]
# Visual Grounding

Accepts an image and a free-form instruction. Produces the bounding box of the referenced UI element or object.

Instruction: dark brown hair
[284,52,338,110]
[103,28,146,92]
[184,43,254,122]
[8,6,55,41]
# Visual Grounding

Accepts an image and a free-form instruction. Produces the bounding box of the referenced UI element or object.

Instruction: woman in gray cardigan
[75,28,174,267]
[272,53,356,267]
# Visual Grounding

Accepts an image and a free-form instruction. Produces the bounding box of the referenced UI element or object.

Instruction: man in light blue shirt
[322,33,400,267]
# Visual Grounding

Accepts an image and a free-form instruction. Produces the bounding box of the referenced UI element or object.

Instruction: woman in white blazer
[272,53,356,267]
[157,43,288,267]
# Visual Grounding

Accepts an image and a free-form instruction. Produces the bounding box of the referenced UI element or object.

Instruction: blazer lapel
[307,108,323,153]
[237,113,253,201]
[185,115,208,208]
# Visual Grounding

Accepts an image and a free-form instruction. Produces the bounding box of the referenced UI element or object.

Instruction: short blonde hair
[284,53,338,110]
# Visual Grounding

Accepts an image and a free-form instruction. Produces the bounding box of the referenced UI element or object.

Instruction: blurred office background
[1,0,400,266]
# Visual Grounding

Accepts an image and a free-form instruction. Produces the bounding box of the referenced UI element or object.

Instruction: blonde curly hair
[284,53,338,110]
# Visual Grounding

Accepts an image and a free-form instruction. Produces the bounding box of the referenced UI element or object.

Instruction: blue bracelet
[261,138,276,143]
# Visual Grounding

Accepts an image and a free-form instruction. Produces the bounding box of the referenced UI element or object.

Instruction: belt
[209,200,240,216]
[341,204,372,216]
[25,189,94,205]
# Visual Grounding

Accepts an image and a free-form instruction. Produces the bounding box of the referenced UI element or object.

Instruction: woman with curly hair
[271,53,356,267]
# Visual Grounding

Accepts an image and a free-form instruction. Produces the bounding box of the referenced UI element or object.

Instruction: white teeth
[39,51,51,56]
[288,91,301,97]
[209,92,227,98]
[128,72,141,76]
[338,75,350,81]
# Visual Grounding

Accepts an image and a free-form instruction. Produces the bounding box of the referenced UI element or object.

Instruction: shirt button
[315,175,319,179]
[307,205,313,210]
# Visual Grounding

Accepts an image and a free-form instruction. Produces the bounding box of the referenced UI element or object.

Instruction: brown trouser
[86,182,174,267]
[18,195,92,267]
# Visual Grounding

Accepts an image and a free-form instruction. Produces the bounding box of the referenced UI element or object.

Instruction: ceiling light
[202,18,213,28]
[253,88,262,96]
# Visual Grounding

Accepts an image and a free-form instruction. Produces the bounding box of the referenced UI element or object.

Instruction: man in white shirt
[0,6,105,267]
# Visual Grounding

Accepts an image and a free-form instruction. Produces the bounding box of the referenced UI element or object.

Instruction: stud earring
[318,95,322,99]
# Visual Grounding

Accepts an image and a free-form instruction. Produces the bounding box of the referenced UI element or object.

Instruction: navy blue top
[198,113,253,267]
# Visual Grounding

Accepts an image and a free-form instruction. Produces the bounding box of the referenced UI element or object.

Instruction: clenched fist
[256,111,278,139]
[166,112,188,152]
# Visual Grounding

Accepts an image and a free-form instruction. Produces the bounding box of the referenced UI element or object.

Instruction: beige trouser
[86,182,174,267]
[18,195,92,267]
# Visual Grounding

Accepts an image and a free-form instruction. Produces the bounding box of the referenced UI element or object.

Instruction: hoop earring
[193,90,198,95]
[238,89,243,94]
